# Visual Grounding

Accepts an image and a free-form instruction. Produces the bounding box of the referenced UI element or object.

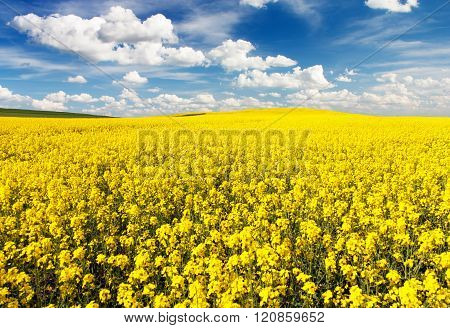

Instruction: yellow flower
[99,289,111,303]
[398,279,422,308]
[302,282,317,295]
[322,290,333,305]
[86,301,99,308]
[386,270,401,285]
[349,286,365,308]
[82,274,95,288]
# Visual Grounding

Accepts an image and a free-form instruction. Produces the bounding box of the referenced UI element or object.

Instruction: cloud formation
[122,71,148,85]
[11,6,206,67]
[287,73,450,115]
[365,0,419,13]
[208,39,296,71]
[235,65,333,89]
[240,0,278,8]
[67,75,87,83]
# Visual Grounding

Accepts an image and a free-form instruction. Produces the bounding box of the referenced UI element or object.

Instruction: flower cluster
[0,109,449,308]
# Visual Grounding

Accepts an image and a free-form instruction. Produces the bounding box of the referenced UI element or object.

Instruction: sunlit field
[0,108,449,308]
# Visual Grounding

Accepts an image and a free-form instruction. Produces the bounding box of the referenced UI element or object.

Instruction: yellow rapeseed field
[0,108,449,308]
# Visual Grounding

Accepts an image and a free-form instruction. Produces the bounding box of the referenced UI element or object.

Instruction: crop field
[0,108,110,118]
[0,108,449,308]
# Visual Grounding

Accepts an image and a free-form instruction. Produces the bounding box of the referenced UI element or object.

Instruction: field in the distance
[0,108,110,118]
[0,108,449,308]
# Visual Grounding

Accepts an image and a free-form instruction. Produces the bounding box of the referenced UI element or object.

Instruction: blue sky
[0,0,449,116]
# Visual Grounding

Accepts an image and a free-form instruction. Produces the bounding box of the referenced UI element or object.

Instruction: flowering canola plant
[0,108,449,308]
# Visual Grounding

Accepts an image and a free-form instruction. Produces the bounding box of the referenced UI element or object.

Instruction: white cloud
[11,6,206,67]
[68,93,98,103]
[82,108,113,117]
[209,40,266,71]
[259,92,281,98]
[265,55,297,67]
[345,69,357,76]
[32,99,67,111]
[0,85,30,103]
[147,93,207,113]
[221,96,276,109]
[147,87,161,93]
[208,39,296,71]
[240,0,278,8]
[1,86,101,111]
[100,95,116,103]
[0,86,14,100]
[365,0,419,13]
[45,91,67,103]
[162,47,206,67]
[38,91,98,106]
[145,92,277,113]
[194,93,216,105]
[120,88,142,104]
[286,87,418,113]
[98,7,178,44]
[122,71,148,84]
[101,99,127,111]
[286,73,450,115]
[236,65,333,90]
[336,68,357,82]
[287,89,359,109]
[376,72,398,83]
[336,75,352,82]
[67,75,87,83]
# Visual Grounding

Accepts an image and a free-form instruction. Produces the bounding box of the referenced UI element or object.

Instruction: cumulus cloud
[194,93,217,105]
[98,7,178,44]
[286,87,417,112]
[365,0,419,13]
[240,0,278,8]
[221,96,276,109]
[142,92,276,114]
[162,47,207,67]
[236,65,333,89]
[336,75,352,83]
[265,55,298,67]
[32,91,99,111]
[44,91,67,103]
[0,85,30,103]
[67,75,87,83]
[99,96,116,103]
[10,6,206,67]
[287,89,360,109]
[145,93,217,113]
[336,68,357,82]
[122,71,148,85]
[0,86,96,111]
[32,99,67,111]
[208,39,296,71]
[68,93,98,103]
[287,73,450,115]
[120,88,142,104]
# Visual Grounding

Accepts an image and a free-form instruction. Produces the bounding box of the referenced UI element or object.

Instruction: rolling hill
[0,108,111,118]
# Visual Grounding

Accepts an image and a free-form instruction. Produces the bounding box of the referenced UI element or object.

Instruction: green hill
[0,108,111,118]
